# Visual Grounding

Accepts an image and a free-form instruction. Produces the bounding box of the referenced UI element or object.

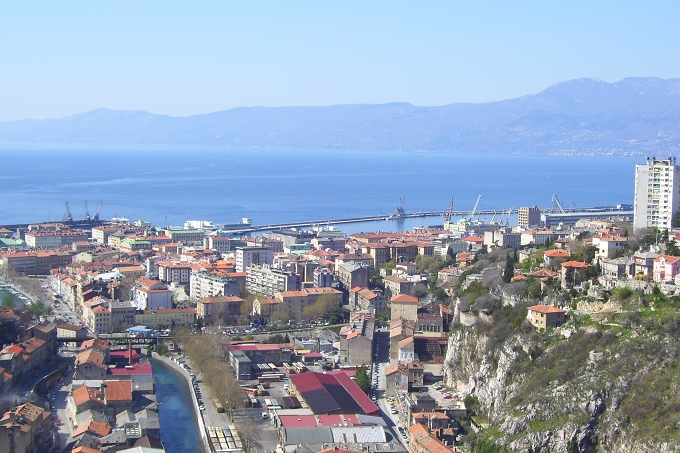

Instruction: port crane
[63,202,73,223]
[444,198,454,222]
[93,201,102,221]
[393,197,406,218]
[83,201,90,221]
[551,194,566,213]
[469,195,482,221]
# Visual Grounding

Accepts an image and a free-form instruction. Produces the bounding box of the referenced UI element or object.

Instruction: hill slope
[2,77,680,155]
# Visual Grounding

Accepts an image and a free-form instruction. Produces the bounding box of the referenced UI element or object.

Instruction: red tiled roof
[528,304,566,314]
[104,380,132,402]
[391,294,419,303]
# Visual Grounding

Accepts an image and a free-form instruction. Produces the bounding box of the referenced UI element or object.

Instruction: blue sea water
[0,144,638,231]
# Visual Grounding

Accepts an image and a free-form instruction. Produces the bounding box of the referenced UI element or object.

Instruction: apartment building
[275,287,343,320]
[25,230,89,249]
[245,264,300,297]
[518,206,541,228]
[133,277,172,310]
[196,296,244,325]
[235,246,274,272]
[157,262,191,285]
[634,157,680,231]
[190,269,240,299]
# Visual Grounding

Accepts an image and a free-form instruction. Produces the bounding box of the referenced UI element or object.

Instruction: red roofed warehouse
[289,371,380,416]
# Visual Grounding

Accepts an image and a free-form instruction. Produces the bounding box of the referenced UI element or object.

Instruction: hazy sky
[1,2,678,121]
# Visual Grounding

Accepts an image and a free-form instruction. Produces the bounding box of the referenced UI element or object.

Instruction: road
[372,329,409,449]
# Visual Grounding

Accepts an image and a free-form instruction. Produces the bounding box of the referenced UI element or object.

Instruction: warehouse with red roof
[289,371,379,416]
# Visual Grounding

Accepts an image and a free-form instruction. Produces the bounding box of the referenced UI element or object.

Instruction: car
[391,408,398,414]
[261,412,269,419]
[199,405,205,411]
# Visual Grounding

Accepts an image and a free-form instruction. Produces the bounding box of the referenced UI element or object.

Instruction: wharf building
[634,157,680,231]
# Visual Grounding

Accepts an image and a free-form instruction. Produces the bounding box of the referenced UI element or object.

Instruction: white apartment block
[245,264,300,298]
[190,269,240,299]
[157,262,191,285]
[235,246,274,272]
[634,157,680,231]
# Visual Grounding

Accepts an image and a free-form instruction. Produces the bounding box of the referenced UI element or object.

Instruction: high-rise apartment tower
[634,157,680,231]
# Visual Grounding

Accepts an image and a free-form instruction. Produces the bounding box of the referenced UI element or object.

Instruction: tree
[237,419,263,453]
[239,295,256,325]
[353,365,371,394]
[673,210,680,229]
[502,254,514,283]
[1,293,16,308]
[410,283,428,299]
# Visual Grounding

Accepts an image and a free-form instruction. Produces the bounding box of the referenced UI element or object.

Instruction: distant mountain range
[2,77,680,155]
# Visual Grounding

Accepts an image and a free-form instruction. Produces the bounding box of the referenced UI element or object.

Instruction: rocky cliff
[443,307,680,452]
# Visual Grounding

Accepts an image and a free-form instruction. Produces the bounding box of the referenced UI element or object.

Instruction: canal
[150,358,205,453]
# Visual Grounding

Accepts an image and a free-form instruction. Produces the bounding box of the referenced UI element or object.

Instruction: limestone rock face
[443,324,680,453]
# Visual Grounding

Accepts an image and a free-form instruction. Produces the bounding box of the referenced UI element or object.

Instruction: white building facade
[634,157,680,231]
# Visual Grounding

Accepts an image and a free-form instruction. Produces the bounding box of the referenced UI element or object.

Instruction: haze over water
[0,145,637,230]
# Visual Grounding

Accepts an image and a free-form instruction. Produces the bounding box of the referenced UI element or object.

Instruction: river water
[150,358,205,453]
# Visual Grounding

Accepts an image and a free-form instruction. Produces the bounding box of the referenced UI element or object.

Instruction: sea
[0,144,639,234]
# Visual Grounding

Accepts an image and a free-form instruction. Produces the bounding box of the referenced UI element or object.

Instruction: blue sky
[0,1,678,121]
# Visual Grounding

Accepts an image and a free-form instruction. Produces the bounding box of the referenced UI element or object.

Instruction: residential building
[385,361,424,395]
[190,269,240,299]
[653,254,680,283]
[384,275,415,297]
[109,300,136,332]
[390,294,419,321]
[196,296,244,325]
[543,249,571,267]
[335,262,368,290]
[133,277,172,311]
[246,264,300,298]
[634,157,680,231]
[560,261,591,288]
[350,288,387,313]
[275,287,343,320]
[527,305,567,329]
[135,308,196,329]
[25,230,89,249]
[484,228,521,250]
[156,262,191,285]
[335,253,375,272]
[518,206,541,228]
[0,403,53,453]
[601,257,635,281]
[235,246,274,272]
[591,234,628,259]
[338,315,375,366]
[633,249,658,278]
[408,423,455,453]
[312,267,333,288]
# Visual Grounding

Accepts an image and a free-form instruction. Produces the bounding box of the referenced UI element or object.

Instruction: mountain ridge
[2,77,680,155]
